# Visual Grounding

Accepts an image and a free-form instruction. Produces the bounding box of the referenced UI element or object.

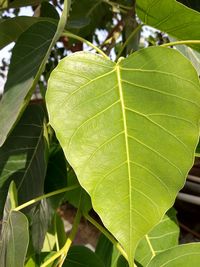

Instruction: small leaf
[46,48,200,265]
[0,210,29,267]
[63,246,105,267]
[135,209,179,266]
[136,0,200,52]
[147,243,200,267]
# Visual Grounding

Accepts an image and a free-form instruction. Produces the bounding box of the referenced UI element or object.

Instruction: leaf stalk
[161,40,200,47]
[116,24,143,61]
[13,185,79,211]
[41,202,82,267]
[84,213,129,262]
[62,31,110,60]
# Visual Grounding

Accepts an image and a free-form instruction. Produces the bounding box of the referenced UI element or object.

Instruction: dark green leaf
[0,21,57,146]
[44,144,68,209]
[67,0,112,39]
[96,234,113,267]
[46,48,200,265]
[136,0,200,52]
[0,0,42,9]
[0,16,56,50]
[40,1,59,20]
[117,256,129,267]
[148,243,200,267]
[63,246,105,267]
[29,199,53,253]
[65,165,92,214]
[0,104,46,218]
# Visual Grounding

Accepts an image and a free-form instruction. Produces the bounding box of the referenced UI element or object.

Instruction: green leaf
[96,234,113,267]
[0,0,70,147]
[135,209,179,266]
[147,243,200,267]
[40,1,60,20]
[136,0,200,52]
[25,252,57,267]
[44,144,68,209]
[67,0,112,39]
[0,210,29,267]
[46,48,200,266]
[65,164,92,214]
[0,0,42,9]
[29,199,52,253]
[63,246,105,267]
[0,21,57,146]
[0,16,56,50]
[175,45,200,75]
[0,104,46,218]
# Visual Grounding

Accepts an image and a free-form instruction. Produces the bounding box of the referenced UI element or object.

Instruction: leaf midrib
[116,63,132,260]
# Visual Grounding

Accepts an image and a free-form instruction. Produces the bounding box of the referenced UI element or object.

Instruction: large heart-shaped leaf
[46,48,200,265]
[147,243,200,267]
[136,0,200,52]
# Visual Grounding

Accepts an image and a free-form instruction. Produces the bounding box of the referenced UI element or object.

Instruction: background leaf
[0,0,42,9]
[136,0,200,52]
[0,16,56,50]
[0,104,46,218]
[0,188,29,267]
[147,243,200,267]
[96,234,113,267]
[175,46,200,75]
[0,21,57,146]
[63,246,105,267]
[135,209,179,266]
[46,48,200,265]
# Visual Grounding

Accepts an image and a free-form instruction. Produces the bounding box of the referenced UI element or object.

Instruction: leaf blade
[46,48,200,265]
[136,0,200,52]
[147,243,200,267]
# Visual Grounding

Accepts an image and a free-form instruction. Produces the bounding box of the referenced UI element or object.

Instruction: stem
[116,24,143,61]
[161,40,200,47]
[41,198,82,267]
[103,0,132,11]
[13,185,79,211]
[84,213,128,261]
[62,31,110,60]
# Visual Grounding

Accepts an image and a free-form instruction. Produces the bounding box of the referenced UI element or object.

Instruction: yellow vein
[145,235,156,259]
[116,63,132,261]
